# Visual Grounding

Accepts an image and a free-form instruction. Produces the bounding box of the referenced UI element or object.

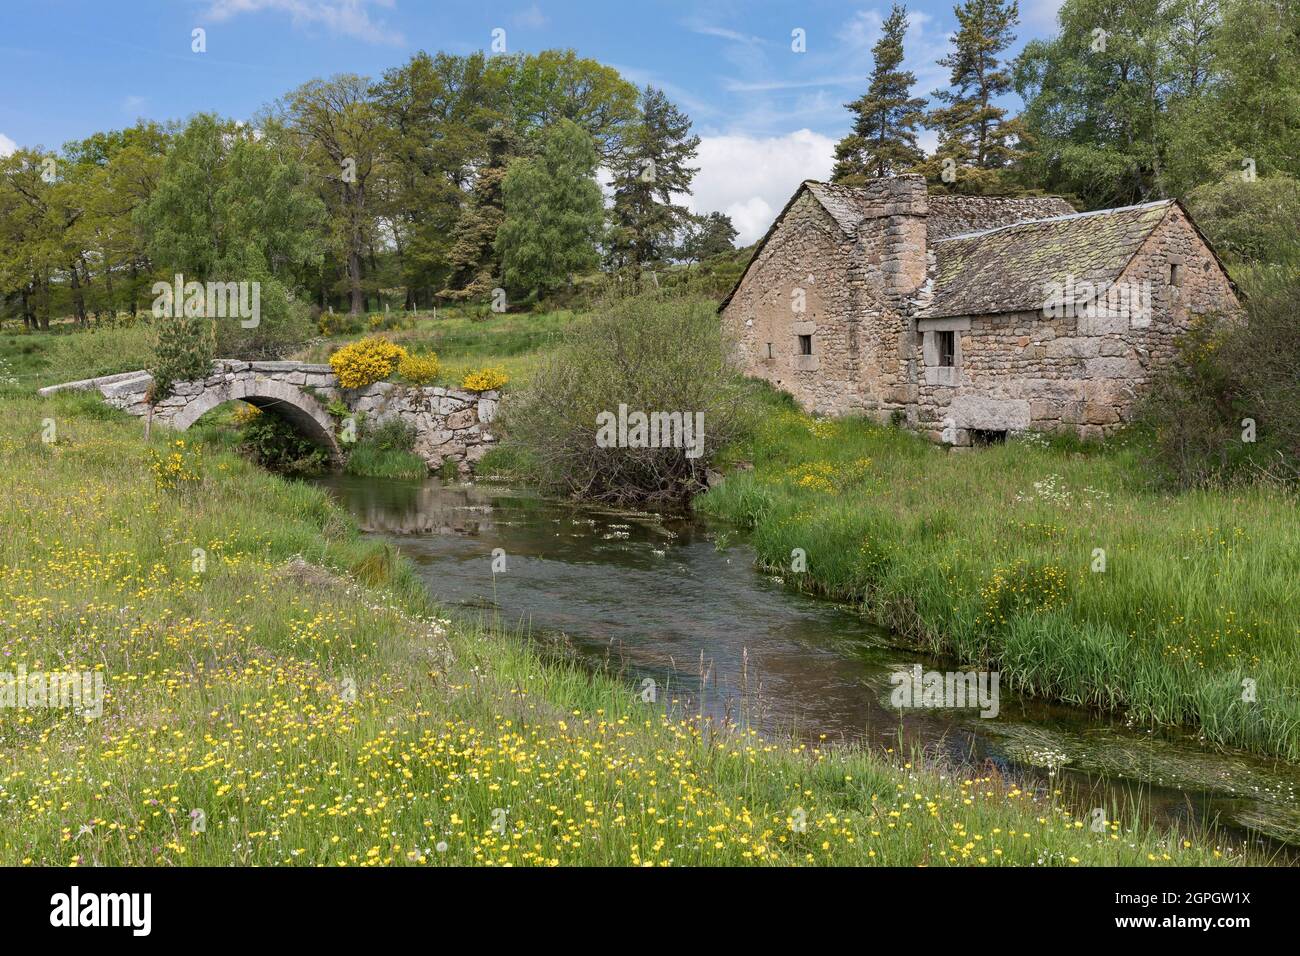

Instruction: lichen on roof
[919,201,1174,318]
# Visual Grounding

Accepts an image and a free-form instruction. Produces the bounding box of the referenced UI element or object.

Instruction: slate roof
[714,181,1221,318]
[926,194,1076,240]
[917,201,1174,318]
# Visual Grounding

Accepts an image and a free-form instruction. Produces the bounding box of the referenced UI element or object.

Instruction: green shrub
[1140,245,1300,487]
[345,417,427,479]
[149,314,214,403]
[498,291,755,505]
[237,410,331,476]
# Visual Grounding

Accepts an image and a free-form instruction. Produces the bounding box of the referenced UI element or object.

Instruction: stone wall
[720,176,927,417]
[914,207,1239,444]
[39,359,500,475]
[722,178,1240,447]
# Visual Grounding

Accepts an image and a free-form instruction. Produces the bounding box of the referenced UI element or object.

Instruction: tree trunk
[70,264,87,326]
[348,248,364,315]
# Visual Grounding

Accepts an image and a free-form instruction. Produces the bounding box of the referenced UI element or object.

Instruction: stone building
[718,175,1240,445]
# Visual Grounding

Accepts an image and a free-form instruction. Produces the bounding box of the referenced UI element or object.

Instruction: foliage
[236,408,331,476]
[1139,247,1300,487]
[833,4,928,183]
[149,313,213,403]
[606,87,700,271]
[329,335,409,389]
[397,350,441,385]
[920,0,1025,193]
[1185,174,1300,266]
[318,311,365,336]
[699,390,1300,759]
[345,417,427,479]
[677,212,738,263]
[1016,0,1300,207]
[460,365,509,393]
[496,119,604,298]
[440,124,516,301]
[498,293,753,504]
[148,438,204,491]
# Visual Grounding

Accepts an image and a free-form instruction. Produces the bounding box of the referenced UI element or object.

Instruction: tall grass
[700,389,1300,759]
[0,392,1246,866]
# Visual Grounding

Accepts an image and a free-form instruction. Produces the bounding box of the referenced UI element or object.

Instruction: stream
[316,473,1300,852]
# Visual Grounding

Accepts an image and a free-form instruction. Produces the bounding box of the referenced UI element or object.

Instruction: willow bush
[498,292,754,505]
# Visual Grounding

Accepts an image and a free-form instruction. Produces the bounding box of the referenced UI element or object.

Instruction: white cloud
[122,95,147,114]
[684,129,836,245]
[205,0,405,46]
[0,133,16,157]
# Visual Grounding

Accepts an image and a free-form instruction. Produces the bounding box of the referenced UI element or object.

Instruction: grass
[0,387,1250,866]
[699,387,1300,761]
[0,322,154,389]
[295,309,574,390]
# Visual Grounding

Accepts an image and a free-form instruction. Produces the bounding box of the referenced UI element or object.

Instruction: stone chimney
[848,174,929,304]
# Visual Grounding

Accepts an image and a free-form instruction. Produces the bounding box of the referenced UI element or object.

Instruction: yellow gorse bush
[461,366,508,393]
[398,351,440,386]
[148,438,203,492]
[329,336,409,389]
[233,402,262,424]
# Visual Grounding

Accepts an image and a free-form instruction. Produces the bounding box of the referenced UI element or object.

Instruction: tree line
[3,2,1296,331]
[0,49,733,328]
[833,0,1298,256]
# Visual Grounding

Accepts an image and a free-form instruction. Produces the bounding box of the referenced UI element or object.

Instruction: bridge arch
[170,376,342,460]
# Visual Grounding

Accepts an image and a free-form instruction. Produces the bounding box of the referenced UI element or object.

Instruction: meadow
[0,388,1248,866]
[699,388,1300,760]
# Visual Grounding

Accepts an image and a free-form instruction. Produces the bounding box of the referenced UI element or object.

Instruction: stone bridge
[39,360,500,474]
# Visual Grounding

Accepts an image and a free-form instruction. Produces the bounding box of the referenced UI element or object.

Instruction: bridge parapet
[39,360,499,475]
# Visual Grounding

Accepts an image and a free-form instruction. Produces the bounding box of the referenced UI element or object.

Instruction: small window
[937,330,955,367]
[798,334,812,356]
[1169,263,1182,287]
[765,342,773,359]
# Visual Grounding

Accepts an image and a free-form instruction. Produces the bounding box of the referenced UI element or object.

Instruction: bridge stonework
[39,360,500,475]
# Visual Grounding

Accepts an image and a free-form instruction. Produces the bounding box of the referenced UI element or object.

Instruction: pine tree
[440,124,516,301]
[607,86,700,272]
[922,0,1025,193]
[832,4,928,184]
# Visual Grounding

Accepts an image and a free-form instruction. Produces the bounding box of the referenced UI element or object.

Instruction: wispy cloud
[204,0,406,46]
[0,133,16,157]
[689,24,766,45]
[121,95,147,114]
[723,76,860,93]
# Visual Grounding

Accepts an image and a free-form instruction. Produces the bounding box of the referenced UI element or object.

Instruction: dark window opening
[1169,263,1182,286]
[798,334,813,355]
[970,429,1007,447]
[765,342,773,359]
[937,330,956,367]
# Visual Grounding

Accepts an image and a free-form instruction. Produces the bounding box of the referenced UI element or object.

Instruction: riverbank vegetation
[699,389,1300,760]
[498,294,752,504]
[0,389,1250,866]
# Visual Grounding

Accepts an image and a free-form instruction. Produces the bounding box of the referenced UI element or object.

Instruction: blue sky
[0,0,1065,243]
